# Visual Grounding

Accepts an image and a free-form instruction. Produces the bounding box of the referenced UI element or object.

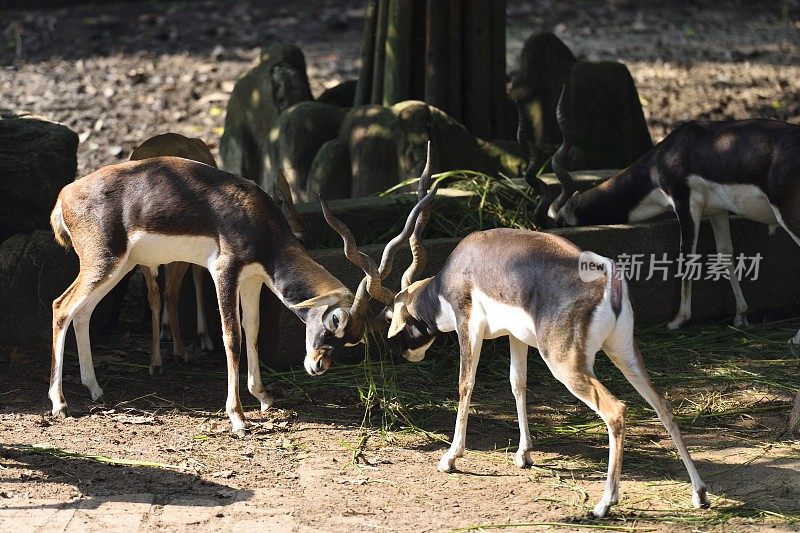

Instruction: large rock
[339,101,526,198]
[0,231,112,350]
[342,105,402,197]
[511,32,577,147]
[266,101,348,201]
[306,138,352,201]
[316,80,357,108]
[219,44,312,183]
[511,33,652,169]
[0,113,78,241]
[569,61,653,169]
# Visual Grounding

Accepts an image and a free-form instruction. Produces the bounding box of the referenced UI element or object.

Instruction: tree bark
[371,0,390,104]
[489,0,507,139]
[355,0,378,106]
[383,0,414,106]
[446,0,463,123]
[463,0,492,139]
[356,0,509,138]
[424,0,449,110]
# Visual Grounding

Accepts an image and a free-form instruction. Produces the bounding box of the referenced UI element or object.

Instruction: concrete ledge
[266,216,800,368]
[296,170,615,247]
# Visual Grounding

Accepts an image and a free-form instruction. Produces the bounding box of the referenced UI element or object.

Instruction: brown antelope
[128,133,309,374]
[48,155,404,435]
[319,144,709,517]
[545,89,800,431]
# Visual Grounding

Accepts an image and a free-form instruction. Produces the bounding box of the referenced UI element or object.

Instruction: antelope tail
[50,200,72,250]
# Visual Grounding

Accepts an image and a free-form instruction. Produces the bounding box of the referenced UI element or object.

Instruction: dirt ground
[2,0,800,531]
[1,317,799,531]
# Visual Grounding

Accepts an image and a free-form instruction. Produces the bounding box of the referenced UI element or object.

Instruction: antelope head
[319,141,439,359]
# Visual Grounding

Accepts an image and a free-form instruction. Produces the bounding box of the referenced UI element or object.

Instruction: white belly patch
[628,188,673,223]
[127,231,219,268]
[472,289,538,347]
[687,174,777,224]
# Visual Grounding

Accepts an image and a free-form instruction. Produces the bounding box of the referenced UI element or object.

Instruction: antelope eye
[331,314,339,328]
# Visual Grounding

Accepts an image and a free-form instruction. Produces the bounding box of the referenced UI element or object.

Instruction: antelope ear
[387,300,407,338]
[559,191,581,226]
[293,287,352,309]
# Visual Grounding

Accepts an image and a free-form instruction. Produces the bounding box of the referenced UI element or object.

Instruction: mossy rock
[569,60,653,168]
[511,32,577,147]
[307,138,352,201]
[0,113,77,240]
[341,101,526,198]
[265,101,348,201]
[317,80,357,108]
[219,44,312,182]
[0,231,115,350]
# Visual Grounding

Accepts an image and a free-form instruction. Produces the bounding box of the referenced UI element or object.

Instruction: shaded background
[3,0,798,177]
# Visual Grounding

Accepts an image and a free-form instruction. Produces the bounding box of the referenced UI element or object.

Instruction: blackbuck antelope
[545,90,800,432]
[128,133,219,373]
[319,145,708,518]
[49,156,375,435]
[127,133,308,373]
[549,89,800,336]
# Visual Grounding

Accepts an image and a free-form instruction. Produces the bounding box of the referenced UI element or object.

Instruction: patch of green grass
[376,170,541,243]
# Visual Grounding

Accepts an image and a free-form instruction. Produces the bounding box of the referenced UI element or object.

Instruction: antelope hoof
[733,313,750,328]
[174,348,191,363]
[89,386,104,402]
[199,334,214,352]
[51,404,68,418]
[149,364,163,376]
[667,315,689,330]
[259,394,274,412]
[692,487,710,509]
[591,500,614,519]
[229,411,248,437]
[437,453,457,473]
[514,450,533,469]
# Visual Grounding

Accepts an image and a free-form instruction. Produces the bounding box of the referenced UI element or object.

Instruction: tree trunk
[355,0,378,106]
[446,0,463,124]
[489,0,508,138]
[424,0,449,110]
[370,0,390,104]
[383,0,414,105]
[463,0,492,139]
[357,0,508,138]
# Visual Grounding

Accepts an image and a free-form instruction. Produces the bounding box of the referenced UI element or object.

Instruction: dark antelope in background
[548,88,800,334]
[542,88,800,431]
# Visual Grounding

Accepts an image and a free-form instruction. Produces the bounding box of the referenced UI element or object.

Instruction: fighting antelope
[548,89,800,337]
[128,133,308,373]
[49,156,378,435]
[320,145,709,517]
